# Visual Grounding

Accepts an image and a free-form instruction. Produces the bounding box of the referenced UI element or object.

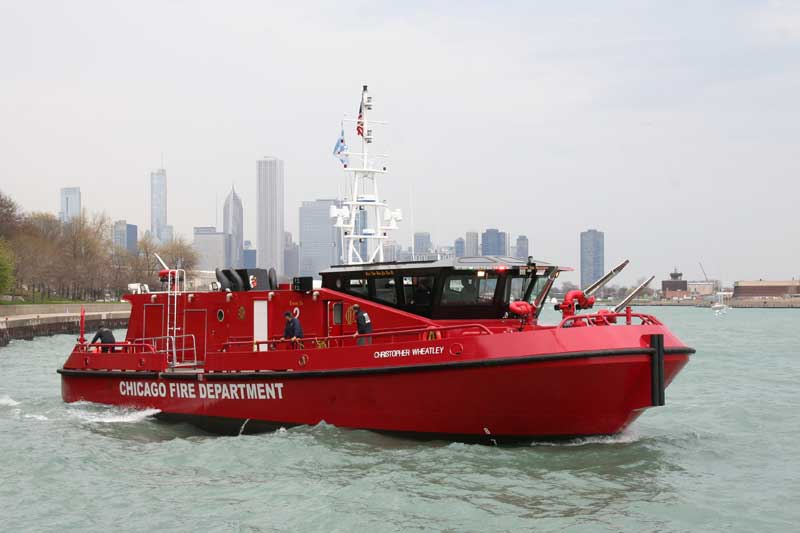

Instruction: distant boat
[712,292,730,314]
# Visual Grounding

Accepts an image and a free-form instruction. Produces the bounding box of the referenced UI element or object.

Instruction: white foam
[531,427,641,447]
[23,414,49,421]
[0,395,21,407]
[69,407,161,424]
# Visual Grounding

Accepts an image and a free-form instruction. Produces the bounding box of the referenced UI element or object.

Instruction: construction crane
[699,262,709,282]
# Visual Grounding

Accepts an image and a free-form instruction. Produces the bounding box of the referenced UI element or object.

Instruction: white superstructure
[330,86,402,265]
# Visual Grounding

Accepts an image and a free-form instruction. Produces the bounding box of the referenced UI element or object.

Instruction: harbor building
[223,187,244,268]
[59,187,81,223]
[465,232,479,256]
[481,228,507,256]
[256,157,285,274]
[454,237,465,257]
[112,220,138,254]
[516,235,529,259]
[580,229,604,289]
[193,226,229,271]
[299,199,339,278]
[661,269,689,299]
[733,280,800,298]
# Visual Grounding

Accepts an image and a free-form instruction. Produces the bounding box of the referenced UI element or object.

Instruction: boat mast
[331,85,402,265]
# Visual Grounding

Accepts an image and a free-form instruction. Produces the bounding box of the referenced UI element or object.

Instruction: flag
[333,127,349,167]
[356,86,366,137]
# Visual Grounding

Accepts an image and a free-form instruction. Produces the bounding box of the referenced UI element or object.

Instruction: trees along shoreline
[0,190,197,302]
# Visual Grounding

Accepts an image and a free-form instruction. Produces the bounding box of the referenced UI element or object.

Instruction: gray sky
[2,1,799,286]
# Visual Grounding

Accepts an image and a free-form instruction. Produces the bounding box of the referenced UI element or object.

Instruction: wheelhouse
[320,256,565,320]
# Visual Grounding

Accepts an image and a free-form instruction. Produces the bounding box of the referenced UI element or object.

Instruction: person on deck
[353,304,373,345]
[90,322,116,353]
[282,311,304,344]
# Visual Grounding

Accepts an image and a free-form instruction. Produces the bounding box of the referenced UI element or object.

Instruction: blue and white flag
[333,127,349,167]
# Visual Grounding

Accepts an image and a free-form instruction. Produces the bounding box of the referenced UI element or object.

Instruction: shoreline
[0,304,130,347]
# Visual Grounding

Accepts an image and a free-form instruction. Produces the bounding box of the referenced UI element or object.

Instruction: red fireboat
[58,256,693,442]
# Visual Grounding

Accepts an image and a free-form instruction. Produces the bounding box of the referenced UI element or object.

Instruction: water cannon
[613,275,655,313]
[555,259,630,319]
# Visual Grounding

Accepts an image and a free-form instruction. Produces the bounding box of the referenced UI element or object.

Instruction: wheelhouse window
[371,277,397,304]
[346,278,368,297]
[403,276,435,306]
[505,271,553,305]
[441,272,499,305]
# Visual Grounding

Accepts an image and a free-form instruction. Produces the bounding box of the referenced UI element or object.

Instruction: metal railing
[131,334,198,366]
[221,323,492,353]
[74,341,157,354]
[558,310,662,328]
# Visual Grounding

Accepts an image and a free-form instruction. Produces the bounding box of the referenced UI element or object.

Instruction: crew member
[353,304,373,345]
[90,322,116,353]
[282,311,304,345]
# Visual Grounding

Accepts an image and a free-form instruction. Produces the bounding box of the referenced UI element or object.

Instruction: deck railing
[559,310,662,328]
[221,323,492,353]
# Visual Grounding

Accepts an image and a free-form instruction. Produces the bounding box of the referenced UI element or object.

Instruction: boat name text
[373,346,445,359]
[118,381,284,400]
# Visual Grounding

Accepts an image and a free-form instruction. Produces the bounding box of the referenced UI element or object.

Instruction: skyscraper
[299,199,339,278]
[193,226,230,271]
[580,229,605,289]
[414,232,432,255]
[454,237,465,257]
[243,240,257,269]
[59,187,81,223]
[284,231,300,278]
[481,228,507,256]
[465,231,479,256]
[223,187,244,267]
[516,235,529,259]
[150,168,168,242]
[113,220,138,254]
[256,157,285,273]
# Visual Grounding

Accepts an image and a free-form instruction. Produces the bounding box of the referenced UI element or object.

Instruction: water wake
[68,406,161,424]
[531,428,640,447]
[0,395,21,407]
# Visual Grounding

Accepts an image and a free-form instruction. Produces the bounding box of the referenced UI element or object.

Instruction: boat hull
[60,350,689,441]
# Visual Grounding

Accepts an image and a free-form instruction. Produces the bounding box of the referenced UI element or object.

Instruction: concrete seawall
[0,304,130,347]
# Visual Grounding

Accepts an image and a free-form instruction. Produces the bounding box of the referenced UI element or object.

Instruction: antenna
[331,85,398,265]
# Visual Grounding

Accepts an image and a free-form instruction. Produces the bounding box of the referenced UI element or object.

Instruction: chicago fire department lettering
[119,381,284,400]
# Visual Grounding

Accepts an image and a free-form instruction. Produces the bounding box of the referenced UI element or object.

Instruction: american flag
[356,86,366,137]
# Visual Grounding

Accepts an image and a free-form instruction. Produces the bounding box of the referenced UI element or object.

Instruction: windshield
[506,273,552,305]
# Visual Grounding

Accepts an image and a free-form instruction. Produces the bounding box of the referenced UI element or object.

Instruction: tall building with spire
[150,168,172,242]
[256,157,285,273]
[223,186,243,267]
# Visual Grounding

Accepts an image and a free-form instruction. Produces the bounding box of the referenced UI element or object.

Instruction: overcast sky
[2,1,799,285]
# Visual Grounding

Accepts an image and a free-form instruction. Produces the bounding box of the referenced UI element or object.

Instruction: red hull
[60,349,690,440]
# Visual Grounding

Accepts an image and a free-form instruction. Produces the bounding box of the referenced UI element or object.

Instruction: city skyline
[4,3,800,286]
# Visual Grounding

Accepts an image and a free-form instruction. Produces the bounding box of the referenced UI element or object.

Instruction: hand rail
[221,323,493,352]
[74,341,157,354]
[558,311,662,328]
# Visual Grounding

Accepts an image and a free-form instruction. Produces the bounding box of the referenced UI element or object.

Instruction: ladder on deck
[165,269,186,364]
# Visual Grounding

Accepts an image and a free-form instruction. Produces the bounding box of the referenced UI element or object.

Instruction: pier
[0,304,129,347]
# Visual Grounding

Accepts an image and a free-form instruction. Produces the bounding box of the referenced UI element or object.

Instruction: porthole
[217,309,225,322]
